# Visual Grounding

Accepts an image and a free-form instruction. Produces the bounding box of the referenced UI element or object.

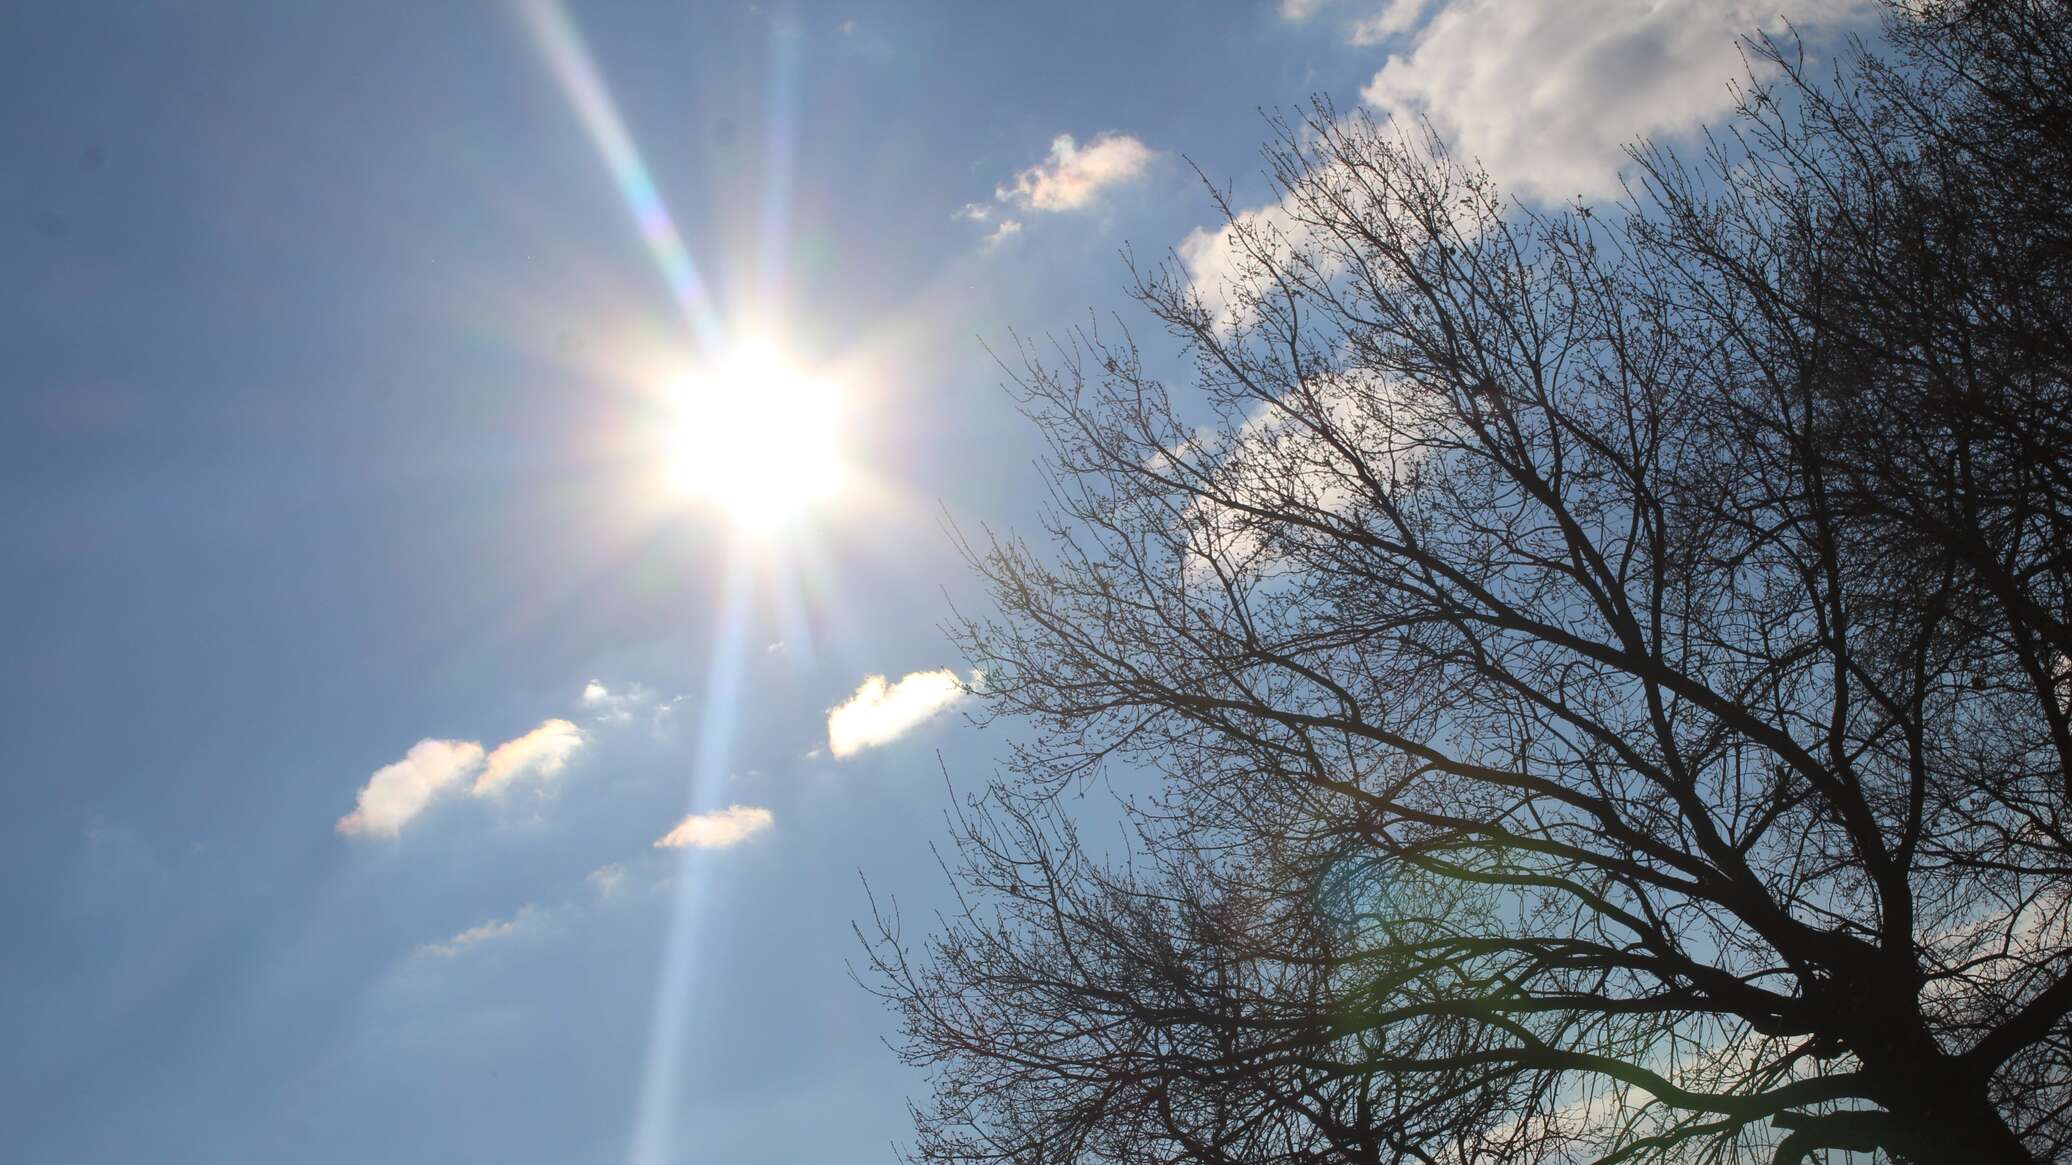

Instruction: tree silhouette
[866,3,2072,1161]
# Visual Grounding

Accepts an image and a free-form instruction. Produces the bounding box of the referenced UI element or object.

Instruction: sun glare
[668,342,844,528]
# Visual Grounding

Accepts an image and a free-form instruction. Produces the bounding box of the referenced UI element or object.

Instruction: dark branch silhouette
[866,3,2072,1161]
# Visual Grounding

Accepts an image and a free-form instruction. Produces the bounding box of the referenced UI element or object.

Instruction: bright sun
[668,342,844,528]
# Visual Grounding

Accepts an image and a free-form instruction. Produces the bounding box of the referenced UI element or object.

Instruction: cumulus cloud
[826,669,967,758]
[471,718,585,796]
[999,132,1157,212]
[1181,0,1866,328]
[336,739,485,839]
[653,805,775,849]
[417,904,536,958]
[1356,0,1871,202]
[1175,368,1424,582]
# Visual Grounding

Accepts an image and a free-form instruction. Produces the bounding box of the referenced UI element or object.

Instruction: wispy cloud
[1345,0,1430,42]
[336,739,486,839]
[827,669,966,758]
[586,862,628,897]
[955,201,1024,248]
[579,678,678,732]
[472,718,585,796]
[417,904,537,958]
[653,805,775,849]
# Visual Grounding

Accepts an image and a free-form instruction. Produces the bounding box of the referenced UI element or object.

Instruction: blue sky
[0,2,1874,1160]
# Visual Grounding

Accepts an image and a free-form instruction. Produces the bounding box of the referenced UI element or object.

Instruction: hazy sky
[0,2,1872,1160]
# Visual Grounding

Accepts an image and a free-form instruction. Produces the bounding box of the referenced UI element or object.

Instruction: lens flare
[517,0,725,353]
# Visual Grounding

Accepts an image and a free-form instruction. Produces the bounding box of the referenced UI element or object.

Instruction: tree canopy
[867,3,2072,1161]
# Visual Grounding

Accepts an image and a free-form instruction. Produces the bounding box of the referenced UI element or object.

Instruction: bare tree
[866,3,2072,1161]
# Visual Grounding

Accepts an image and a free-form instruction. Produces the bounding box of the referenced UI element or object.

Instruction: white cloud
[998,132,1157,212]
[955,201,1027,248]
[1181,0,1862,330]
[417,904,536,958]
[1176,190,1311,334]
[1177,148,1474,335]
[336,739,485,840]
[960,132,1156,246]
[471,718,585,796]
[338,680,675,839]
[581,678,635,723]
[653,804,775,849]
[1173,369,1419,581]
[1280,0,1328,20]
[826,669,967,758]
[1346,0,1431,43]
[1357,0,1871,202]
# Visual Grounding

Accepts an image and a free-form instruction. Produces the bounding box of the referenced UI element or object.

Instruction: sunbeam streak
[629,546,755,1165]
[517,0,726,352]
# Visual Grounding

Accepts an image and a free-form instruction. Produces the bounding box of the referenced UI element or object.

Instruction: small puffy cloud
[581,678,636,723]
[1357,0,1871,202]
[653,805,774,849]
[998,133,1157,212]
[960,132,1156,246]
[472,718,585,796]
[337,739,485,840]
[417,904,536,958]
[340,681,670,839]
[827,669,966,758]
